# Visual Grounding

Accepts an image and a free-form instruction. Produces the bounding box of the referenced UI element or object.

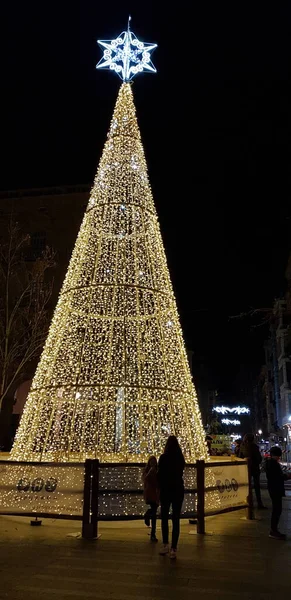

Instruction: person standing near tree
[266,446,291,539]
[234,438,242,457]
[158,435,185,559]
[239,433,266,509]
[142,455,159,542]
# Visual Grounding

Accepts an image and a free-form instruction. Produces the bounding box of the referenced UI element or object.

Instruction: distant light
[221,418,241,426]
[288,416,291,421]
[213,406,250,415]
[258,429,262,435]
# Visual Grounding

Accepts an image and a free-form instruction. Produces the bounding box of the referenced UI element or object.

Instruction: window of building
[25,231,47,261]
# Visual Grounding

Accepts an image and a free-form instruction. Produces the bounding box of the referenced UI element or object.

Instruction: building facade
[0,185,90,448]
[273,299,291,428]
[254,296,291,445]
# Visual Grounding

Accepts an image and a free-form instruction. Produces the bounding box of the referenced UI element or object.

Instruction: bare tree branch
[0,220,56,411]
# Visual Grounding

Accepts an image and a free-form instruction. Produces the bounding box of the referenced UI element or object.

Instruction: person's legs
[150,502,158,539]
[252,471,263,507]
[160,496,171,545]
[171,491,184,550]
[270,495,282,532]
[144,506,151,526]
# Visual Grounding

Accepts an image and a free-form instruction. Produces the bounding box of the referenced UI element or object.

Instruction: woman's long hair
[164,435,184,461]
[144,455,157,475]
[243,433,254,445]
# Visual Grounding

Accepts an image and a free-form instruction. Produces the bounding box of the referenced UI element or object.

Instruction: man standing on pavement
[239,433,266,509]
[266,446,291,540]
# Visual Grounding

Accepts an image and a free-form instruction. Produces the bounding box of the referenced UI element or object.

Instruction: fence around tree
[0,459,252,538]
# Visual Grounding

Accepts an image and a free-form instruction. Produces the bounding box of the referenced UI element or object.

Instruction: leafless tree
[0,219,55,412]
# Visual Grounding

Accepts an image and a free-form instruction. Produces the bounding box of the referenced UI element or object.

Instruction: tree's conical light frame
[11,83,207,463]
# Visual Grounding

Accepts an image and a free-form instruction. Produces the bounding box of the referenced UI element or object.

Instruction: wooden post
[90,459,99,539]
[196,460,205,534]
[247,458,254,520]
[82,459,93,539]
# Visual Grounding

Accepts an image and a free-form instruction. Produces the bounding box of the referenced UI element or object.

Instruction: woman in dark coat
[239,433,266,509]
[142,455,159,542]
[158,435,185,559]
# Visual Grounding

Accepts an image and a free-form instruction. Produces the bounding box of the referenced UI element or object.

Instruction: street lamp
[258,429,262,435]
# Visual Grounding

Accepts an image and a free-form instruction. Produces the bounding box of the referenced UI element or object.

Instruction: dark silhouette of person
[265,445,291,539]
[158,435,185,559]
[234,438,242,457]
[239,433,266,509]
[142,455,159,542]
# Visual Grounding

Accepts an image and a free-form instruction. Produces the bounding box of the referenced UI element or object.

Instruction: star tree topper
[97,17,157,81]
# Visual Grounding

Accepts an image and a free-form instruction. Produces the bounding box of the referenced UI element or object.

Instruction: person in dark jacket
[239,433,266,509]
[158,435,185,560]
[266,446,291,539]
[142,455,159,542]
[234,438,242,457]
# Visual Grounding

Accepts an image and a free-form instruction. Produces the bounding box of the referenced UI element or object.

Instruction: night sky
[2,2,291,401]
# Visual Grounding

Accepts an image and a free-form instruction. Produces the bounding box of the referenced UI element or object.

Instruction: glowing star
[97,17,157,81]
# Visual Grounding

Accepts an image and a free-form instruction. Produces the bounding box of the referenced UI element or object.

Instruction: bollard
[196,460,205,534]
[82,459,93,539]
[90,459,99,539]
[247,458,254,520]
[82,459,99,539]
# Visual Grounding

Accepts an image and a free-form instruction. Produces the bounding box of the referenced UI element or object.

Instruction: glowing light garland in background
[221,419,241,426]
[213,406,250,415]
[11,82,207,463]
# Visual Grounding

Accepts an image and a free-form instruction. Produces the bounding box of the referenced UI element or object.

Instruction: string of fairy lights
[11,82,207,464]
[2,22,245,521]
[0,462,222,518]
[11,18,208,465]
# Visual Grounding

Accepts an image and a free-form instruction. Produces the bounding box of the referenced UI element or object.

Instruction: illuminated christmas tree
[11,25,207,463]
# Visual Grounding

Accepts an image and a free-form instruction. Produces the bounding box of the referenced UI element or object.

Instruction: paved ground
[0,489,290,600]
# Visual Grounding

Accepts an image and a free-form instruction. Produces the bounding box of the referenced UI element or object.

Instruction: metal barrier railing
[0,458,253,539]
[82,458,253,538]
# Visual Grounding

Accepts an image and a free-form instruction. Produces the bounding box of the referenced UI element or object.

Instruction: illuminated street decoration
[213,406,250,415]
[11,83,207,463]
[221,419,241,426]
[97,17,157,82]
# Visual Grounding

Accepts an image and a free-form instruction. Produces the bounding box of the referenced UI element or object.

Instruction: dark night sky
[2,2,291,399]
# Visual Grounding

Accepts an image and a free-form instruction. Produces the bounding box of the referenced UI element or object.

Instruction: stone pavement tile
[0,493,291,600]
[43,558,265,578]
[0,594,274,600]
[6,552,279,600]
[13,581,271,600]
